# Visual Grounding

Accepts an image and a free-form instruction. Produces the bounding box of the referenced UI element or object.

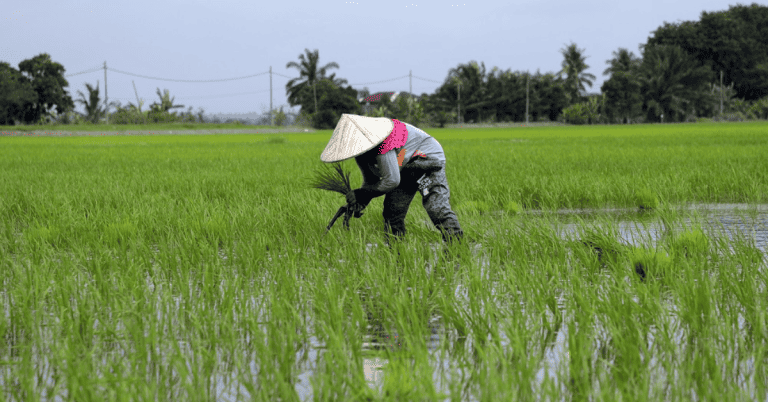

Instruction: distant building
[358,91,421,115]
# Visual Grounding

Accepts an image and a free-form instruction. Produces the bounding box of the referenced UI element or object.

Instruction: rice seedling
[1,121,767,400]
[669,228,710,259]
[635,187,660,211]
[503,200,523,215]
[456,200,491,215]
[307,161,364,233]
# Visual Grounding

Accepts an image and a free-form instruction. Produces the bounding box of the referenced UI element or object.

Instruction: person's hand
[349,204,364,218]
[345,191,357,206]
[346,189,372,216]
[402,156,443,177]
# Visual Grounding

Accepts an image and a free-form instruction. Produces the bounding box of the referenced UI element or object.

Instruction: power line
[271,71,299,79]
[107,88,272,101]
[105,67,270,82]
[275,71,412,86]
[57,64,453,118]
[66,65,424,92]
[63,66,103,77]
[412,75,445,84]
[350,74,410,86]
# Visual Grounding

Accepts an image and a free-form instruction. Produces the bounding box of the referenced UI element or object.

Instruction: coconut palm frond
[308,162,352,195]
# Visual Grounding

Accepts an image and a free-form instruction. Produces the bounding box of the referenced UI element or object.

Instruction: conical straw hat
[320,114,395,163]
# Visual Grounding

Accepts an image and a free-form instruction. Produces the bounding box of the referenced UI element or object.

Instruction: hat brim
[320,114,394,163]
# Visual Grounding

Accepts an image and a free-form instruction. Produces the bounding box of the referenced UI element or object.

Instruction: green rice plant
[629,247,672,281]
[669,228,710,259]
[2,123,768,401]
[635,187,659,211]
[264,136,287,144]
[103,218,137,246]
[504,200,523,215]
[576,223,627,269]
[24,223,62,249]
[456,200,491,215]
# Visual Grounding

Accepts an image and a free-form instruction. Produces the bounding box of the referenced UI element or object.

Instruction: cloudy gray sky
[2,0,758,119]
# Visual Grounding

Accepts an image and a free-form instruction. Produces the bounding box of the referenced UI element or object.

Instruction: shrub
[562,96,605,125]
[145,109,183,124]
[271,106,287,126]
[428,110,456,128]
[312,110,338,129]
[713,112,747,122]
[562,103,589,125]
[109,107,149,125]
[293,111,313,128]
[53,111,86,125]
[747,97,768,120]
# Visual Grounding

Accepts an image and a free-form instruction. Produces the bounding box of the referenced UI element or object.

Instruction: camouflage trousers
[383,162,463,245]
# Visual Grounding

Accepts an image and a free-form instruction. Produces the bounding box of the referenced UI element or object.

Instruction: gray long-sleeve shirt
[354,122,445,194]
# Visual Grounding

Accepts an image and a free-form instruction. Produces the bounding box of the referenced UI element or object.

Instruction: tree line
[2,3,767,128]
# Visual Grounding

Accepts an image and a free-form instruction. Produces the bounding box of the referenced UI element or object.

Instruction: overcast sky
[2,0,761,118]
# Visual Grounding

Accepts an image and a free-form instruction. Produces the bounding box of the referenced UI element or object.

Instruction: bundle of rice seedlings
[308,162,352,195]
[308,162,361,232]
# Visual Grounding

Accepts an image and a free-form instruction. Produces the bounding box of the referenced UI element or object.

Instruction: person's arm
[355,154,380,188]
[361,150,400,193]
[349,149,401,207]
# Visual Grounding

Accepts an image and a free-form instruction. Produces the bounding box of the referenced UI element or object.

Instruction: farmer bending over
[320,114,463,245]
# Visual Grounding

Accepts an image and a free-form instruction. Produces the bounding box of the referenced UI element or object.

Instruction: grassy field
[1,121,767,400]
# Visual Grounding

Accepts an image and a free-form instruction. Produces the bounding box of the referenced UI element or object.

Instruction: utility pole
[408,69,412,123]
[104,61,108,124]
[525,72,530,125]
[720,70,724,117]
[313,80,318,115]
[132,81,143,123]
[132,81,141,110]
[270,66,274,126]
[457,81,461,124]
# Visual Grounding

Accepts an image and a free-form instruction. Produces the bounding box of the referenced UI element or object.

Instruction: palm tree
[149,88,185,114]
[450,61,490,123]
[285,49,347,115]
[603,48,641,76]
[483,68,527,122]
[637,45,711,122]
[558,42,596,104]
[602,48,643,123]
[428,61,490,123]
[75,81,105,123]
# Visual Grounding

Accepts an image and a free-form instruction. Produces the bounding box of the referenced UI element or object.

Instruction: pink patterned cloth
[377,119,408,155]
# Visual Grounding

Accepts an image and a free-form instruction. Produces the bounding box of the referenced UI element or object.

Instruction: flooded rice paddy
[2,204,767,400]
